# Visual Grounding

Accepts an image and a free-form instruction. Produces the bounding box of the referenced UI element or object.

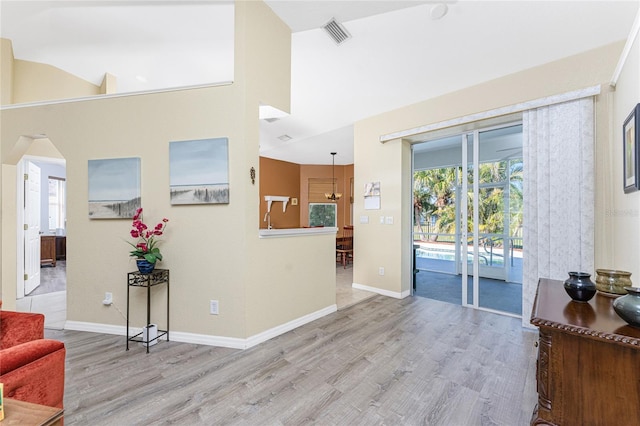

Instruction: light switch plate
[360,215,369,224]
[380,216,385,224]
[291,198,298,206]
[386,216,394,225]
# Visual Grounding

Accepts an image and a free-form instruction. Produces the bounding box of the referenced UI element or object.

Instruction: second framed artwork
[624,103,640,193]
[169,137,230,205]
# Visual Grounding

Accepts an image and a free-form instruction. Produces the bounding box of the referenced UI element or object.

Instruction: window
[309,203,337,227]
[48,177,66,231]
[308,177,335,203]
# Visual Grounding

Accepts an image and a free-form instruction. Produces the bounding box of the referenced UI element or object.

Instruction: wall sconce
[250,167,255,185]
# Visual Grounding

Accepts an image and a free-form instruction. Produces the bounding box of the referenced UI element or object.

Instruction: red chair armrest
[0,339,65,409]
[0,311,45,349]
[0,339,64,375]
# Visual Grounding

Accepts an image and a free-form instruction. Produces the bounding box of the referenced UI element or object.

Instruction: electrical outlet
[210,300,219,315]
[385,216,393,225]
[379,267,385,276]
[102,292,113,306]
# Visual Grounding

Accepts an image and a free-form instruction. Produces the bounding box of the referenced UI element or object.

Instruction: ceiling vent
[323,18,351,46]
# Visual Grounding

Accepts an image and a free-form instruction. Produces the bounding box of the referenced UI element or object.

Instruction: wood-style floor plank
[46,295,538,425]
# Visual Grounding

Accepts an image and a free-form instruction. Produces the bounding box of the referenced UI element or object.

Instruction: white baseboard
[352,282,410,299]
[64,304,337,350]
[65,321,129,336]
[244,304,337,349]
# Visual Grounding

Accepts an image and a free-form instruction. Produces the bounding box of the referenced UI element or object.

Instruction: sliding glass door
[413,123,523,316]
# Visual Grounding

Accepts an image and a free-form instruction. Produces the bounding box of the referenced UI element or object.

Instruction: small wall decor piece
[88,157,141,219]
[170,137,229,205]
[623,103,640,193]
[250,167,256,185]
[364,181,380,210]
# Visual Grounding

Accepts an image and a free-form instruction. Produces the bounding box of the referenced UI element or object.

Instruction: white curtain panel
[522,97,595,327]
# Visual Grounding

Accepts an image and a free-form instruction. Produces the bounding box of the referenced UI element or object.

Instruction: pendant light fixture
[325,152,342,201]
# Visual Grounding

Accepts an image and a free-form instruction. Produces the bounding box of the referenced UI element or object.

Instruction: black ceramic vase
[563,271,596,302]
[613,287,640,328]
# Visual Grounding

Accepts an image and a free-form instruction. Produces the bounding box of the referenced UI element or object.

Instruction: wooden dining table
[336,228,353,267]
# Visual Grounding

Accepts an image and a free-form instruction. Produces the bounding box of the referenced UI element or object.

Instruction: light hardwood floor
[46,295,538,425]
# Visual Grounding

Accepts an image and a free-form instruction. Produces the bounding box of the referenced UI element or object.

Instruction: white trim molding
[244,304,337,349]
[65,304,337,350]
[379,85,602,143]
[611,7,640,88]
[1,81,234,111]
[259,227,337,238]
[352,283,410,299]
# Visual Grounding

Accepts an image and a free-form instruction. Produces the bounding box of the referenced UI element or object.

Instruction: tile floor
[335,263,376,309]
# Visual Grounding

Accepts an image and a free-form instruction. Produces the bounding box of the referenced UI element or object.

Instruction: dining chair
[336,226,353,268]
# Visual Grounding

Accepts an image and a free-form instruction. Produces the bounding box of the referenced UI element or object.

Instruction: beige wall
[607,30,640,282]
[1,38,14,105]
[13,59,100,104]
[353,42,626,299]
[1,37,123,106]
[1,38,101,105]
[1,1,335,343]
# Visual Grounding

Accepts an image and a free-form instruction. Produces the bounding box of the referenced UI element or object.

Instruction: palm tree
[414,159,523,244]
[414,168,457,241]
[508,159,523,238]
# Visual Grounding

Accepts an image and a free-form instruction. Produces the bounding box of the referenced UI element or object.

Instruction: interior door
[24,161,42,295]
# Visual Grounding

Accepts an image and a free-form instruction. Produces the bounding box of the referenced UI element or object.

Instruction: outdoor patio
[414,241,523,316]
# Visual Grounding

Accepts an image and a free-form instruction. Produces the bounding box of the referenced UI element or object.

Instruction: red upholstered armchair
[0,308,66,409]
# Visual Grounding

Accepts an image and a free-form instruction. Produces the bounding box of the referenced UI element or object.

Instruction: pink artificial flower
[127,208,168,262]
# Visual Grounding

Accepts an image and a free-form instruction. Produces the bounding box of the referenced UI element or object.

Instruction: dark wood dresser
[530,278,640,426]
[40,235,56,266]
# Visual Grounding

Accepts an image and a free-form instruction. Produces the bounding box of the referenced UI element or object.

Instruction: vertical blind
[308,178,336,203]
[522,96,595,327]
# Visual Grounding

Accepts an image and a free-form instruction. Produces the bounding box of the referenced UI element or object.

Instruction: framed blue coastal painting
[88,157,141,219]
[169,137,229,205]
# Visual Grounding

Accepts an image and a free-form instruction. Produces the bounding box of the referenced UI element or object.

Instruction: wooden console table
[2,398,63,425]
[530,278,640,425]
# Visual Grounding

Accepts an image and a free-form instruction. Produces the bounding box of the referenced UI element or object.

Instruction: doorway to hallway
[16,153,67,330]
[412,122,523,316]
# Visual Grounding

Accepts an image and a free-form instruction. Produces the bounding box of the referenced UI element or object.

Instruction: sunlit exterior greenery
[309,203,337,227]
[414,159,523,244]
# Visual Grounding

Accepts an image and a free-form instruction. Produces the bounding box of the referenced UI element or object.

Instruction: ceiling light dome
[430,3,448,20]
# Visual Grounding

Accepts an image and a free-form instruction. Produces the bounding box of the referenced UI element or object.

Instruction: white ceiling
[2,1,638,165]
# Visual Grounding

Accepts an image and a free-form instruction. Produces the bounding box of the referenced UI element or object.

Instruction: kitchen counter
[258,227,337,238]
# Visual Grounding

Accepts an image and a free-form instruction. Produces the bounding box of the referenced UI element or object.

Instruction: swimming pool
[416,246,503,266]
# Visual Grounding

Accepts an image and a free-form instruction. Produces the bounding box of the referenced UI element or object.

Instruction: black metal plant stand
[126,269,170,353]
